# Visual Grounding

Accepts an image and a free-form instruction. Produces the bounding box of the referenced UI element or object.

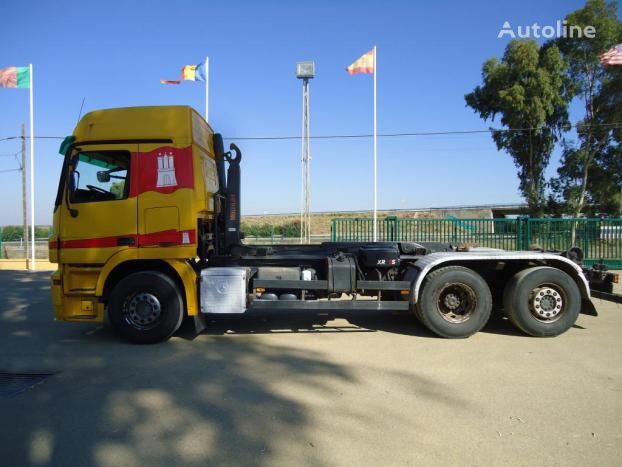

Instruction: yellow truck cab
[51,106,218,340]
[50,105,615,344]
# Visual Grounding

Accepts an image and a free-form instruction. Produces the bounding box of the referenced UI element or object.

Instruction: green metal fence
[331,217,622,268]
[527,218,622,268]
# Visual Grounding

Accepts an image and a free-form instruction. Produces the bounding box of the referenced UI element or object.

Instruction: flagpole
[29,63,35,271]
[373,46,377,242]
[205,56,209,122]
[300,81,305,244]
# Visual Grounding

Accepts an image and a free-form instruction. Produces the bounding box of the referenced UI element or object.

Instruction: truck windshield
[70,151,131,203]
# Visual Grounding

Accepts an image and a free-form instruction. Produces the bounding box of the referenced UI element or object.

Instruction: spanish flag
[346,47,379,241]
[161,62,207,85]
[346,49,375,75]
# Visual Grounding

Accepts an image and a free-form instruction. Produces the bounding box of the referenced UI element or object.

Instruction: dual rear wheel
[415,265,581,338]
[503,266,581,337]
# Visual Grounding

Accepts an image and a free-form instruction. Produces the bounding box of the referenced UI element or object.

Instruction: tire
[109,271,184,344]
[415,266,493,338]
[503,266,581,337]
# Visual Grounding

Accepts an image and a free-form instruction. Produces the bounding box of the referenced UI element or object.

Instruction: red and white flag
[600,43,622,66]
[346,49,375,75]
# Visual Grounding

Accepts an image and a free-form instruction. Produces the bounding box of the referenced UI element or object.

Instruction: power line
[0,149,23,172]
[0,136,63,142]
[225,122,622,141]
[0,150,23,157]
[1,121,621,143]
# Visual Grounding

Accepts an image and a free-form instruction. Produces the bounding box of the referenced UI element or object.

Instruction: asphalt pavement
[0,270,621,466]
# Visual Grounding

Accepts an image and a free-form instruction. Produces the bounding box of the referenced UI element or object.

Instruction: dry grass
[242,208,492,235]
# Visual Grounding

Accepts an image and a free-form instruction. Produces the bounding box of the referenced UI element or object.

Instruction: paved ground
[0,270,621,466]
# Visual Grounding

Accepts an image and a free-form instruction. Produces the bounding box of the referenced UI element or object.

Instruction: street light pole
[296,61,315,244]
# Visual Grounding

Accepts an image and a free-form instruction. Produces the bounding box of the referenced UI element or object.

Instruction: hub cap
[124,293,162,330]
[437,283,477,323]
[529,285,564,322]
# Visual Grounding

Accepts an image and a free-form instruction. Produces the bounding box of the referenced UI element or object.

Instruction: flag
[0,66,30,88]
[182,63,206,81]
[346,49,375,75]
[600,43,622,66]
[345,47,379,240]
[161,62,206,84]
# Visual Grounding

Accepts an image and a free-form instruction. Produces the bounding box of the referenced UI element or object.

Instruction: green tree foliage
[0,225,51,241]
[550,0,622,216]
[110,181,125,199]
[465,40,571,217]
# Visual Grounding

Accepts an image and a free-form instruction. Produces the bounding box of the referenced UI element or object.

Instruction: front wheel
[503,267,581,337]
[415,266,493,338]
[109,271,184,344]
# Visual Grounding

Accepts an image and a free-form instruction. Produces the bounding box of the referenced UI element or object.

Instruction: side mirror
[97,171,111,183]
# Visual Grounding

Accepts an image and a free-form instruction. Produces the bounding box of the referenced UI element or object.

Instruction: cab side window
[70,151,131,203]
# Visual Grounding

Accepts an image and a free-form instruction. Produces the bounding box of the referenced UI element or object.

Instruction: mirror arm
[65,187,79,218]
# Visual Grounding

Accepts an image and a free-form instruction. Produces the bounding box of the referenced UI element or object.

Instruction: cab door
[59,144,138,265]
[135,142,197,260]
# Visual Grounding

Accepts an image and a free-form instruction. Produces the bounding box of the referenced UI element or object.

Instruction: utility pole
[21,123,28,261]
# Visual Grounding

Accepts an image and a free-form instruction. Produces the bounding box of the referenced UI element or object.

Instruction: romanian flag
[0,66,30,88]
[346,49,375,75]
[161,62,207,85]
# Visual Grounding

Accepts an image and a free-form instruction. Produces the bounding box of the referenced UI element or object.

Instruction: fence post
[583,220,589,257]
[386,216,397,241]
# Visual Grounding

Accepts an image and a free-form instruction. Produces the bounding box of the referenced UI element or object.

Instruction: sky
[0,0,599,225]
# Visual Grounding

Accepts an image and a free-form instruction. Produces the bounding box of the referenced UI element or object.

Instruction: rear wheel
[503,267,581,337]
[416,266,492,338]
[109,271,184,344]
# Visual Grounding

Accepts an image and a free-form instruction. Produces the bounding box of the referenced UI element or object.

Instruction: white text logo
[498,20,595,39]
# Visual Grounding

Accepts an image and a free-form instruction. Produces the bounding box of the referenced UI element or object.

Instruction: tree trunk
[573,67,596,219]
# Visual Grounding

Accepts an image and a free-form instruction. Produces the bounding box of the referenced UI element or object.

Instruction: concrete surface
[0,259,57,271]
[0,270,620,466]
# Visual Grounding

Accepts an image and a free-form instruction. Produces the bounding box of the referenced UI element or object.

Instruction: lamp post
[296,61,314,244]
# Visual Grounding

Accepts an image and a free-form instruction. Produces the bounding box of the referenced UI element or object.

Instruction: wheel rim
[436,283,478,323]
[528,284,566,323]
[124,292,162,330]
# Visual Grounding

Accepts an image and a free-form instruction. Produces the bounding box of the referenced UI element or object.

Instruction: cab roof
[72,106,213,147]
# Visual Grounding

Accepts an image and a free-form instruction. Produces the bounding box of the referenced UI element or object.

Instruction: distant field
[242,207,492,235]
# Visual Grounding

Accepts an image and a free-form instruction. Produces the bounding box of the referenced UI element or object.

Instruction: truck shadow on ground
[0,270,470,466]
[195,310,527,338]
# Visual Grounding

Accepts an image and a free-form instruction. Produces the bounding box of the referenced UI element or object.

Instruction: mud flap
[581,298,598,316]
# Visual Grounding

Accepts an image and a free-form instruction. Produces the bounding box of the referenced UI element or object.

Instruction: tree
[465,40,571,217]
[551,0,622,217]
[110,181,125,199]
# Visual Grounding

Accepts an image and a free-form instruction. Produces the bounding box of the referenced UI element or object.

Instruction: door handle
[117,237,136,246]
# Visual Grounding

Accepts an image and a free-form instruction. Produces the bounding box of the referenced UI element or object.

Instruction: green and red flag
[0,66,30,88]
